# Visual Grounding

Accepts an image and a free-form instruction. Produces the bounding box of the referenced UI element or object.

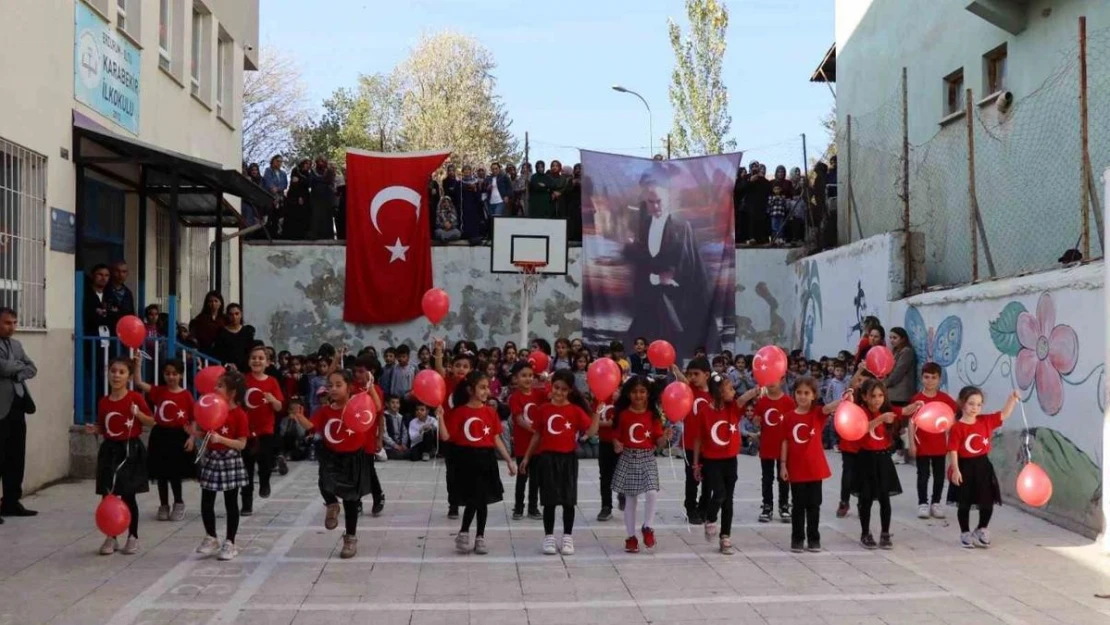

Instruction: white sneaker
[560,536,575,556]
[917,504,929,519]
[99,537,118,556]
[704,521,719,542]
[217,540,239,561]
[421,453,430,461]
[156,505,170,521]
[542,535,558,555]
[972,528,991,548]
[121,536,140,555]
[196,536,221,557]
[170,502,186,522]
[960,532,975,549]
[455,532,471,554]
[930,503,946,519]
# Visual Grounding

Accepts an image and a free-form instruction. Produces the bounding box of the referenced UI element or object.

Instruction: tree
[291,73,403,168]
[667,0,735,157]
[820,106,838,159]
[394,32,518,167]
[241,49,309,165]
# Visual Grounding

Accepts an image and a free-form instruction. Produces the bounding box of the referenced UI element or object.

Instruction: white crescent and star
[522,403,536,427]
[628,423,648,444]
[463,416,484,443]
[244,387,263,410]
[385,238,410,263]
[104,411,124,437]
[547,413,572,436]
[710,420,732,447]
[692,398,709,416]
[351,408,375,429]
[792,423,813,444]
[370,186,421,263]
[324,418,348,445]
[764,409,783,427]
[964,433,986,455]
[869,427,885,441]
[157,400,180,425]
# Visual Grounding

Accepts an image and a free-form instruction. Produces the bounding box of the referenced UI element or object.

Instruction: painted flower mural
[1013,293,1078,415]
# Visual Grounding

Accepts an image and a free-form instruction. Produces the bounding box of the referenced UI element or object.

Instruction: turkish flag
[344,149,450,324]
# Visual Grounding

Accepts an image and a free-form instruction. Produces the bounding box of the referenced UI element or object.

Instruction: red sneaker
[642,526,656,549]
[624,536,639,553]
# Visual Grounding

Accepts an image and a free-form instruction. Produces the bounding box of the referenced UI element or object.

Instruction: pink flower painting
[1014,293,1078,415]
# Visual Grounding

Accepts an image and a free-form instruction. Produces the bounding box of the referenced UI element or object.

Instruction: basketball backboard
[490,217,569,274]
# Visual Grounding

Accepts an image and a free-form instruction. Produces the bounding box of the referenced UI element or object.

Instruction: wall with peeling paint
[734,248,796,354]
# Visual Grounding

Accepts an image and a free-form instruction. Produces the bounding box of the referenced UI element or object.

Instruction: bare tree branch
[242,48,309,165]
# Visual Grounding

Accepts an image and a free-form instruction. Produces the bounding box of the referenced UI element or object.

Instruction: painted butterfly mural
[905,306,963,390]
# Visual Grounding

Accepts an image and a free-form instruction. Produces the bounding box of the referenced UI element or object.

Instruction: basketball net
[514,261,545,300]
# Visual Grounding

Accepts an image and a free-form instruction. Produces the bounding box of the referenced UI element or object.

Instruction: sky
[260,0,835,169]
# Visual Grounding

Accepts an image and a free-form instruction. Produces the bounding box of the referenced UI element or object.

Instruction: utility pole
[666,134,671,160]
[524,131,530,167]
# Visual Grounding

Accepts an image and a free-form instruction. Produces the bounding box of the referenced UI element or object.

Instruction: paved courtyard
[2,453,1109,625]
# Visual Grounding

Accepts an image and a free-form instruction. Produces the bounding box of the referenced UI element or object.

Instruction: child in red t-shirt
[193,370,250,561]
[520,370,599,556]
[780,377,846,553]
[85,357,155,556]
[133,356,194,522]
[242,346,284,515]
[434,340,476,519]
[611,376,672,553]
[507,361,543,520]
[947,386,1019,549]
[692,372,743,554]
[908,362,958,520]
[680,358,712,525]
[738,379,795,523]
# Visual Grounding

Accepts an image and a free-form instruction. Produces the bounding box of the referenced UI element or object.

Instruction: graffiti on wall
[794,259,822,359]
[904,306,962,390]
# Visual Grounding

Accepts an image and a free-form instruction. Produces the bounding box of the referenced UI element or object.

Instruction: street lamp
[612,84,653,158]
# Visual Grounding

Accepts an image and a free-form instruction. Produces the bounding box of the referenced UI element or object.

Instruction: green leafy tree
[291,73,402,169]
[667,0,735,156]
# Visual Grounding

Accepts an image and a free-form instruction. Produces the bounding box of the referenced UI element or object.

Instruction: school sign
[74,1,141,134]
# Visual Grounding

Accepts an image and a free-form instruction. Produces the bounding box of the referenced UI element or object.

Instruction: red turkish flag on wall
[344,149,450,324]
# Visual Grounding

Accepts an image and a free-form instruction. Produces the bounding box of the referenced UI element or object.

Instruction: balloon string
[666,419,692,534]
[194,432,212,464]
[1009,375,1033,463]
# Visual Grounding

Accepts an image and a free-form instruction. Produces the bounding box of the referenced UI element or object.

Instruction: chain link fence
[837,21,1107,289]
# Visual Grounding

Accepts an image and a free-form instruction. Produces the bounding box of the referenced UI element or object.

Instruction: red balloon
[587,358,621,402]
[115,315,146,350]
[1016,462,1053,507]
[865,346,895,378]
[422,288,450,325]
[915,401,955,434]
[528,350,550,373]
[661,382,693,423]
[834,401,869,442]
[752,345,788,387]
[647,340,676,369]
[96,494,132,537]
[343,392,378,434]
[194,393,229,432]
[413,369,447,407]
[195,365,225,395]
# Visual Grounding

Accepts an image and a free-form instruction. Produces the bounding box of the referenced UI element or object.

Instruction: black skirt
[452,446,504,507]
[537,452,578,507]
[957,455,1001,508]
[317,446,375,501]
[851,449,902,499]
[147,426,196,480]
[442,440,461,507]
[96,438,150,496]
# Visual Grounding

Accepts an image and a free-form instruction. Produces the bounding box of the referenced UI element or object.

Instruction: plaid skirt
[96,439,150,496]
[147,426,196,480]
[198,448,248,492]
[612,448,660,497]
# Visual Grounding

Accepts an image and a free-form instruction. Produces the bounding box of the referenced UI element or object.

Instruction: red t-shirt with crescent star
[947,412,1002,459]
[447,404,502,449]
[616,408,663,450]
[533,403,593,454]
[97,391,150,441]
[755,394,796,460]
[784,407,831,482]
[697,401,742,460]
[147,386,193,430]
[683,387,712,450]
[205,405,250,452]
[508,388,544,456]
[310,403,366,453]
[861,405,904,451]
[911,391,958,457]
[245,374,284,437]
[596,401,616,443]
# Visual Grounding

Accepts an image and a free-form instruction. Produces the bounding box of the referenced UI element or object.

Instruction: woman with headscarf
[742,162,771,245]
[309,157,337,240]
[284,159,313,240]
[787,167,807,244]
[513,162,532,216]
[458,165,487,242]
[189,291,226,353]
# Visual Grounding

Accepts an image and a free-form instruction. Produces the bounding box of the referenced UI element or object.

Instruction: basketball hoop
[513,261,546,299]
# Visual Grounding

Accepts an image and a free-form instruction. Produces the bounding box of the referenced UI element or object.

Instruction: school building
[0,0,263,493]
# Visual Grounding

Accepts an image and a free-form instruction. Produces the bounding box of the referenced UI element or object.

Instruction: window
[186,228,210,318]
[158,0,171,71]
[115,0,140,42]
[0,138,47,329]
[190,5,212,103]
[190,8,202,96]
[116,0,127,31]
[216,36,227,118]
[984,44,1008,95]
[944,68,965,117]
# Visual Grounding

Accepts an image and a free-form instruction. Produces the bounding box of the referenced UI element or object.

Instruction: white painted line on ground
[152,589,953,613]
[277,550,881,564]
[881,552,1027,625]
[105,463,313,625]
[258,497,763,504]
[229,522,825,533]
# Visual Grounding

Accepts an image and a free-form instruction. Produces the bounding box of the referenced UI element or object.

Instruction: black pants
[916,456,945,505]
[368,454,383,505]
[461,504,488,536]
[760,458,789,509]
[201,488,240,542]
[839,452,856,504]
[684,450,705,515]
[513,456,539,514]
[702,457,737,536]
[409,430,438,460]
[157,478,183,506]
[598,442,618,510]
[321,491,360,535]
[790,481,822,544]
[241,435,274,506]
[543,504,576,535]
[858,494,892,536]
[947,482,960,504]
[0,406,27,507]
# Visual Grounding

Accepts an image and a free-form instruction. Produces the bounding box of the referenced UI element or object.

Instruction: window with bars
[158,0,171,71]
[0,139,47,329]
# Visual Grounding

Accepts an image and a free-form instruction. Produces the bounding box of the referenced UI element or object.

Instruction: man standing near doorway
[0,307,37,521]
[106,261,136,324]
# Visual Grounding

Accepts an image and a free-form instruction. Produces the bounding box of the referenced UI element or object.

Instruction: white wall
[735,248,795,354]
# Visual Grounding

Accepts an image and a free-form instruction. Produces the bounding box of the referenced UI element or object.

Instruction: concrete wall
[735,248,795,354]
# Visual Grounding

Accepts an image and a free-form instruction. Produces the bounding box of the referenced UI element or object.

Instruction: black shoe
[448,506,459,520]
[241,507,253,517]
[879,533,893,550]
[597,508,612,522]
[806,541,822,552]
[527,509,542,520]
[0,516,4,524]
[0,503,37,517]
[371,500,384,517]
[790,540,805,553]
[758,506,772,523]
[512,510,523,520]
[687,510,704,525]
[259,483,271,499]
[860,534,877,550]
[276,456,289,476]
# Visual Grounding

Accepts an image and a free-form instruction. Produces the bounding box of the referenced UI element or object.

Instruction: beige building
[0,0,263,492]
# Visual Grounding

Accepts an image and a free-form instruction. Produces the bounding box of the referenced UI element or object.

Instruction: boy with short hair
[380,347,397,396]
[738,377,795,523]
[681,357,713,524]
[629,336,650,375]
[909,363,958,519]
[609,340,630,373]
[407,404,438,461]
[390,345,418,405]
[382,395,409,460]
